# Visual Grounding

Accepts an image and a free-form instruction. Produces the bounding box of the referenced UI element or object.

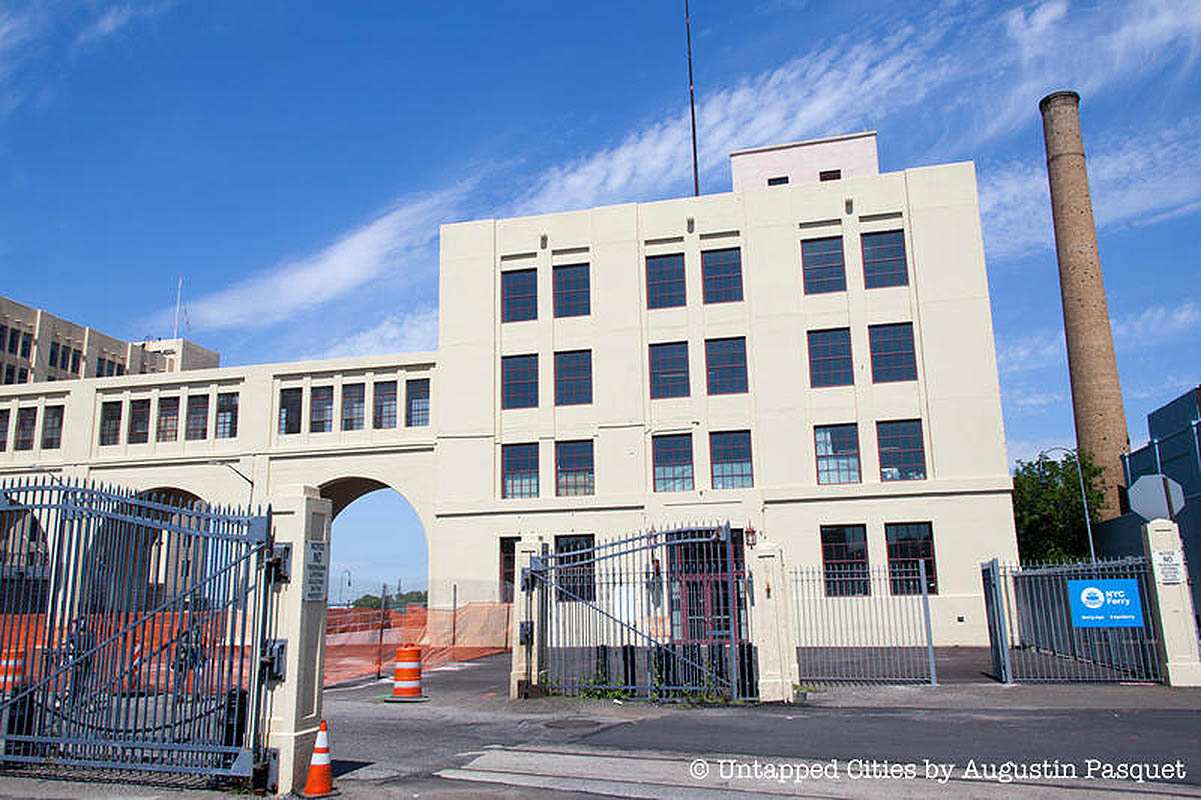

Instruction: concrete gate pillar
[749,541,799,702]
[509,534,545,699]
[264,485,331,793]
[1142,519,1201,686]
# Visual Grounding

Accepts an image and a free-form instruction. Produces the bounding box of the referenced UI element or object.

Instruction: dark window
[815,424,860,484]
[819,169,841,181]
[556,440,595,496]
[3,365,12,385]
[217,392,239,438]
[186,395,209,440]
[116,363,125,376]
[71,349,81,374]
[0,326,6,351]
[499,536,519,602]
[501,269,537,322]
[652,433,693,492]
[310,387,333,433]
[128,399,151,444]
[502,443,539,498]
[279,388,303,435]
[553,263,590,318]
[406,378,430,426]
[49,342,59,367]
[807,328,853,387]
[702,248,743,304]
[60,345,71,370]
[555,534,596,602]
[821,525,869,596]
[646,253,686,309]
[17,368,27,383]
[15,408,36,451]
[554,350,592,406]
[105,360,116,377]
[767,176,789,186]
[869,323,917,383]
[501,355,538,409]
[99,401,121,446]
[649,342,689,399]
[705,337,748,395]
[877,420,926,481]
[19,333,31,359]
[373,381,397,429]
[156,397,179,442]
[802,237,846,294]
[710,431,753,489]
[886,522,937,595]
[95,358,105,377]
[862,230,908,288]
[7,328,18,354]
[41,405,63,450]
[342,384,365,431]
[0,409,8,451]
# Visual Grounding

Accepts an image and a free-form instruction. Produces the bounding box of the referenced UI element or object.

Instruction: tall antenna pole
[685,0,700,197]
[173,276,182,339]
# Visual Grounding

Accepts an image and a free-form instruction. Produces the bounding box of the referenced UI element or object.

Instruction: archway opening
[319,478,429,686]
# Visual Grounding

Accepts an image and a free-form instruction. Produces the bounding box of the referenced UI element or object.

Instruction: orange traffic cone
[384,645,428,703]
[298,719,337,797]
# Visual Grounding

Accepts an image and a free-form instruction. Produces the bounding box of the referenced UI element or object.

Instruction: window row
[501,263,591,323]
[277,378,430,435]
[499,323,915,411]
[2,327,32,360]
[46,342,83,375]
[95,357,126,377]
[98,393,239,446]
[821,522,937,596]
[2,365,29,385]
[0,405,64,452]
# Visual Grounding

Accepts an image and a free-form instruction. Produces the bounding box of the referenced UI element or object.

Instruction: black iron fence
[981,557,1161,683]
[791,561,936,684]
[527,524,757,701]
[0,478,275,779]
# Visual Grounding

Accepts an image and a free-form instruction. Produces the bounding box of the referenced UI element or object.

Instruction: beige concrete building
[0,294,218,385]
[0,132,1017,645]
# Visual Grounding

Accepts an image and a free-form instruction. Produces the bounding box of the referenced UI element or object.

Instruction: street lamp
[341,569,352,606]
[207,460,254,509]
[1037,446,1096,562]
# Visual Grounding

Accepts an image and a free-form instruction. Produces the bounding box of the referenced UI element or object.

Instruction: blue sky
[2,1,1199,589]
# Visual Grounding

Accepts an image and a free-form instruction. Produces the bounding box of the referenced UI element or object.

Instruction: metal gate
[522,523,756,701]
[0,478,282,781]
[981,557,1162,683]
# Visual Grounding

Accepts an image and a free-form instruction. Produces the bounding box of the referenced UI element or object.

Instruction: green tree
[1011,451,1106,563]
[351,593,383,609]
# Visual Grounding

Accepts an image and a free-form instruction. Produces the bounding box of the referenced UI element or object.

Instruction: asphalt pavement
[1,652,1200,798]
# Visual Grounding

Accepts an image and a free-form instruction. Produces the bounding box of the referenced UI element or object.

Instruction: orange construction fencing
[322,602,511,686]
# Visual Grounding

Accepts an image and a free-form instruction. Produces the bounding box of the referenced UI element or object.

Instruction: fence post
[1142,519,1201,686]
[749,541,798,702]
[919,559,937,685]
[262,485,331,795]
[508,534,544,699]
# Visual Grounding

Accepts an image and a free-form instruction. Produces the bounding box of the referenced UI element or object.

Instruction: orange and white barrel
[384,645,427,702]
[0,648,25,692]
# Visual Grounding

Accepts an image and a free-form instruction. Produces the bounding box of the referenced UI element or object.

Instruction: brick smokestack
[1038,90,1129,519]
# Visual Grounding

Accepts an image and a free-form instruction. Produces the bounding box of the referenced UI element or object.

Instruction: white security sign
[1153,549,1186,585]
[303,540,329,602]
[1128,474,1185,522]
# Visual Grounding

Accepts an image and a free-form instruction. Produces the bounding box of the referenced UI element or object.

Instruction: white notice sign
[1153,549,1185,585]
[304,540,329,601]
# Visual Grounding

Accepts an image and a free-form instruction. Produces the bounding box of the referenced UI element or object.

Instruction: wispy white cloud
[979,116,1201,261]
[316,307,438,359]
[1112,300,1201,345]
[1006,436,1076,468]
[997,297,1201,377]
[1006,386,1068,410]
[154,185,469,331]
[73,2,174,50]
[1127,374,1201,402]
